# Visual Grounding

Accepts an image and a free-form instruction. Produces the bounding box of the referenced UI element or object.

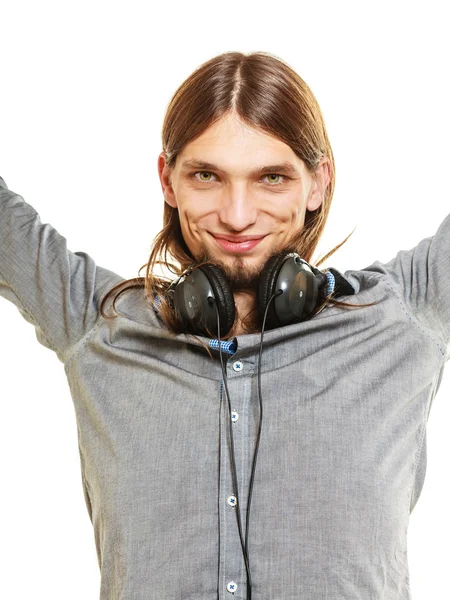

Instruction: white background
[0,1,449,598]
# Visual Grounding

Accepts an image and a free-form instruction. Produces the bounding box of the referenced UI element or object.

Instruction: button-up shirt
[1,175,449,599]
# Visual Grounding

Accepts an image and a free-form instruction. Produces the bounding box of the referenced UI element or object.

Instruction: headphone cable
[244,288,283,557]
[211,287,282,600]
[213,296,252,597]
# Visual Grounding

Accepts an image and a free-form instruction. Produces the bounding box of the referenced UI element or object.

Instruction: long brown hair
[99,51,377,356]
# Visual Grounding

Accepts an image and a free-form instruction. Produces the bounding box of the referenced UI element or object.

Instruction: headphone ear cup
[257,253,288,329]
[258,253,322,330]
[198,264,236,337]
[170,263,235,338]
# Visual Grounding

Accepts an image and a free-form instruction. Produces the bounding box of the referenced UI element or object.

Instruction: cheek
[179,193,209,219]
[267,200,299,223]
[183,201,215,229]
[178,208,206,243]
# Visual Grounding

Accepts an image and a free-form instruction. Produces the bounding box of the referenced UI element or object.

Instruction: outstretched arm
[0,176,124,363]
[367,212,450,362]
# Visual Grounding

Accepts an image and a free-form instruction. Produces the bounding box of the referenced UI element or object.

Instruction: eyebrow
[180,158,300,177]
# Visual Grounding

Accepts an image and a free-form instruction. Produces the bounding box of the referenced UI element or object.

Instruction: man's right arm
[0,176,124,364]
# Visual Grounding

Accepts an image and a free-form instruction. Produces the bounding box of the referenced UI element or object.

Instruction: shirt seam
[63,315,106,368]
[406,381,434,513]
[368,270,447,360]
[0,264,64,362]
[76,424,94,514]
[63,276,128,366]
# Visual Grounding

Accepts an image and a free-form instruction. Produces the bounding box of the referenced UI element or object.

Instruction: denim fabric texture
[1,175,449,599]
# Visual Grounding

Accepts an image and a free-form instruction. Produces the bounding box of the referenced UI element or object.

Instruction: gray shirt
[1,175,449,599]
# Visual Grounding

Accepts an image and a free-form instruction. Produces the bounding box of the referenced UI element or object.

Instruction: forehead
[177,114,306,176]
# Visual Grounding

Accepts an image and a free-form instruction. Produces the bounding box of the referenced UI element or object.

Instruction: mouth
[211,234,266,253]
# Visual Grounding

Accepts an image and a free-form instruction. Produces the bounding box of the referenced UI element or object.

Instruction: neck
[226,289,261,337]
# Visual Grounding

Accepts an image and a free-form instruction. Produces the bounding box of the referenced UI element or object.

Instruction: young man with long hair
[1,51,449,599]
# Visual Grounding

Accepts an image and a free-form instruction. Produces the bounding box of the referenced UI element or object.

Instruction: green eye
[266,174,280,184]
[196,171,215,182]
[191,171,288,186]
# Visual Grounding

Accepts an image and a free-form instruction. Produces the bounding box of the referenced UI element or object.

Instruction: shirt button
[226,581,238,593]
[227,495,237,507]
[232,360,243,372]
[231,410,239,422]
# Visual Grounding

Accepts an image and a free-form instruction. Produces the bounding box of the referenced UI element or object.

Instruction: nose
[218,186,258,231]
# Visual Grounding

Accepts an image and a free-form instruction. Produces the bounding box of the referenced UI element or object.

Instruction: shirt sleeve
[0,176,125,363]
[364,212,450,361]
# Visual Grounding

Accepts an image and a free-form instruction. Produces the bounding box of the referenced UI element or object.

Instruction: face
[158,112,331,292]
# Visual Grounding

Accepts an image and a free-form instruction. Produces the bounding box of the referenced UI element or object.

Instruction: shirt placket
[218,357,252,599]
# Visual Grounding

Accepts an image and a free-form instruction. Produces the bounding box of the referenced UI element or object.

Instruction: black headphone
[165,251,356,337]
[163,252,355,599]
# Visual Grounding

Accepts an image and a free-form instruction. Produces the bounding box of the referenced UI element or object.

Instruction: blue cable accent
[209,337,237,356]
[324,270,335,296]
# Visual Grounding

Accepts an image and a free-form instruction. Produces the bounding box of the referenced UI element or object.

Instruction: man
[1,51,449,599]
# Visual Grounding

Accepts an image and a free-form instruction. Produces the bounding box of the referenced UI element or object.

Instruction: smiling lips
[214,234,266,242]
[212,234,266,253]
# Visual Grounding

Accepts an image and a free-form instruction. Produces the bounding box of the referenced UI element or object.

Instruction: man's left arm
[380,213,450,360]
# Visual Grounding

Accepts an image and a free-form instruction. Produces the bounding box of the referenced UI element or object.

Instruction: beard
[192,238,282,293]
[186,233,299,336]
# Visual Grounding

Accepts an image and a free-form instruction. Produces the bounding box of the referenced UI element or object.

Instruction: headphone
[164,251,355,599]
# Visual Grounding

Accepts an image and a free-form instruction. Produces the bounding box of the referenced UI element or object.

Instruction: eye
[263,174,286,185]
[191,171,288,186]
[193,171,217,183]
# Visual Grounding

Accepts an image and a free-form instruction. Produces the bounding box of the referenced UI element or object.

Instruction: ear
[157,151,178,208]
[306,156,332,212]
